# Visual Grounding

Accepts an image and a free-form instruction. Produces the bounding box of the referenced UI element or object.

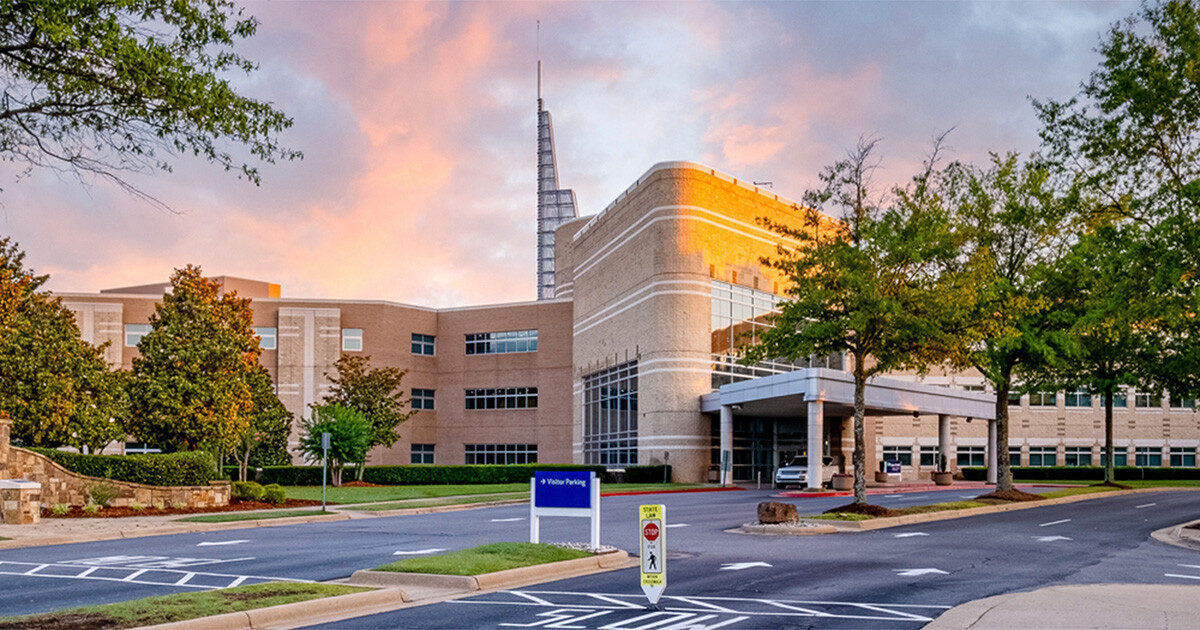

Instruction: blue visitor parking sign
[533,471,594,509]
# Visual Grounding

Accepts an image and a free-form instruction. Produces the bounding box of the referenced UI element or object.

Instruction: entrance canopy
[701,368,995,420]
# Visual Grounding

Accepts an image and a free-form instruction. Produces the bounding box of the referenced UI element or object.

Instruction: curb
[735,523,838,536]
[347,549,632,592]
[139,587,408,630]
[602,487,745,497]
[757,487,1200,534]
[1151,519,1200,553]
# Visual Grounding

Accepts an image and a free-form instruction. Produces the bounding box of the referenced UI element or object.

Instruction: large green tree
[297,403,371,487]
[230,365,292,481]
[1035,0,1200,476]
[322,354,415,479]
[746,137,967,506]
[946,154,1077,493]
[127,265,260,453]
[0,0,299,208]
[0,237,125,451]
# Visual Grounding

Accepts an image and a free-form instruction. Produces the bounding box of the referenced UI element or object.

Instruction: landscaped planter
[831,475,853,490]
[932,471,954,486]
[874,471,890,483]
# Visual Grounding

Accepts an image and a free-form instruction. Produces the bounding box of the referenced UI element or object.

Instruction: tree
[297,403,371,487]
[230,365,292,482]
[322,355,415,479]
[947,154,1077,493]
[127,265,258,453]
[746,137,966,506]
[0,0,300,209]
[0,237,125,451]
[1035,0,1200,478]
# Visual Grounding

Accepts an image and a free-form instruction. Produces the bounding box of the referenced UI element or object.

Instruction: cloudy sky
[2,0,1134,307]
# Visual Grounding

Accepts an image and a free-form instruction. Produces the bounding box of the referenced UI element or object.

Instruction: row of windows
[465,443,538,465]
[1004,389,1195,410]
[884,445,1198,468]
[465,330,539,355]
[464,387,539,410]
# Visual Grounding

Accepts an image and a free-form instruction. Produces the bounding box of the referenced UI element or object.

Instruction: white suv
[773,456,835,489]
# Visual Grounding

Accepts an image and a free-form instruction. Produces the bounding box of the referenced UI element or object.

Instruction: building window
[582,360,638,467]
[1170,447,1196,468]
[957,447,984,467]
[1170,396,1195,410]
[1101,450,1128,466]
[124,441,161,454]
[411,333,435,356]
[1064,389,1091,408]
[1029,391,1056,407]
[711,280,784,356]
[1028,446,1057,467]
[342,328,363,352]
[124,323,151,347]
[1009,447,1023,466]
[464,387,538,410]
[1101,391,1128,408]
[1007,391,1023,407]
[253,327,277,350]
[465,443,537,465]
[411,444,434,464]
[961,384,985,393]
[411,389,435,410]
[882,446,912,467]
[919,446,938,467]
[1135,391,1162,409]
[1065,447,1092,467]
[465,330,538,355]
[1135,447,1163,467]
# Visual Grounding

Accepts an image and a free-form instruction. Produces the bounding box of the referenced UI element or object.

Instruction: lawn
[0,582,366,629]
[177,509,334,523]
[373,542,590,575]
[1019,479,1200,489]
[283,482,708,505]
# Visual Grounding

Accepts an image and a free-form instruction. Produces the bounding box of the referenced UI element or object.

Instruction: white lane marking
[120,569,149,582]
[894,532,929,538]
[174,572,196,586]
[197,540,250,546]
[1039,519,1071,527]
[894,568,948,577]
[1165,573,1200,581]
[959,495,977,499]
[500,609,615,627]
[0,560,302,590]
[490,518,524,522]
[393,548,446,555]
[1180,564,1200,569]
[665,523,689,528]
[719,562,772,571]
[1034,536,1072,542]
[1135,503,1156,509]
[884,494,902,498]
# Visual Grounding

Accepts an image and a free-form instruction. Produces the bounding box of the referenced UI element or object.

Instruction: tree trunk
[331,462,343,487]
[852,363,867,505]
[995,372,1014,492]
[1104,386,1115,484]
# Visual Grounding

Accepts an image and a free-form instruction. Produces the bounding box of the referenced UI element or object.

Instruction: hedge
[246,464,609,486]
[622,465,672,483]
[29,448,219,486]
[961,466,1200,482]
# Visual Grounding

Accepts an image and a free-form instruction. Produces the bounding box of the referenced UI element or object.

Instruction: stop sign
[643,521,660,541]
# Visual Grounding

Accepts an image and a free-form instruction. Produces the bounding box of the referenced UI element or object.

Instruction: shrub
[961,466,1200,482]
[29,448,218,486]
[130,502,145,512]
[622,465,672,483]
[232,481,265,501]
[363,464,608,486]
[51,504,69,516]
[88,482,118,506]
[82,503,99,515]
[263,483,286,504]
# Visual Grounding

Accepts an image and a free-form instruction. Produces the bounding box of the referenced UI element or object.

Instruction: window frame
[124,323,151,347]
[341,328,364,352]
[411,388,436,410]
[253,327,277,350]
[411,333,435,356]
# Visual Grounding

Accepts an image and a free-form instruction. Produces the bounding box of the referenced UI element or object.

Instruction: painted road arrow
[1034,536,1073,542]
[894,532,929,538]
[719,562,772,571]
[393,548,447,555]
[196,540,250,546]
[895,568,948,577]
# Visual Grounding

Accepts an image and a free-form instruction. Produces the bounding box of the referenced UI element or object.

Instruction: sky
[1,0,1136,307]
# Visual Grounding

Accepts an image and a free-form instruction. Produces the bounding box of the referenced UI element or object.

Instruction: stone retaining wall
[0,417,230,512]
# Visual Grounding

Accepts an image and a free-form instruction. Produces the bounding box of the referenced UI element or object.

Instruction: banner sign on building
[639,504,666,605]
[530,471,600,550]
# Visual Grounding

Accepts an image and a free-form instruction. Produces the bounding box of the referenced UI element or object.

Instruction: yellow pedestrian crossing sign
[639,504,665,604]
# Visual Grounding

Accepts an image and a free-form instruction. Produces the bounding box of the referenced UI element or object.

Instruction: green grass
[176,509,332,523]
[1040,486,1121,499]
[284,482,708,505]
[374,542,591,576]
[809,486,1133,521]
[804,512,874,521]
[342,493,525,511]
[0,582,366,629]
[1019,479,1200,488]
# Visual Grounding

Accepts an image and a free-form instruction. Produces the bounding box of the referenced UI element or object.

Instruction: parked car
[773,456,835,489]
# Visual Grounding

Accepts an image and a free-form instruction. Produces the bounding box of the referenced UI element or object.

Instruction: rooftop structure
[536,60,578,301]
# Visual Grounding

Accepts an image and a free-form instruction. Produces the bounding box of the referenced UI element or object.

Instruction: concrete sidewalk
[925,584,1200,630]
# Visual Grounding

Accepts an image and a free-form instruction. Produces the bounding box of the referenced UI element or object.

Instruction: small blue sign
[885,460,902,474]
[534,471,593,509]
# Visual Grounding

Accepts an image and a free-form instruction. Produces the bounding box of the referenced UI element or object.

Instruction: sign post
[320,432,331,512]
[530,471,600,549]
[639,504,666,606]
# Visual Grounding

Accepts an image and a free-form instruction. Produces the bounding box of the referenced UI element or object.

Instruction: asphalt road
[1,487,1198,629]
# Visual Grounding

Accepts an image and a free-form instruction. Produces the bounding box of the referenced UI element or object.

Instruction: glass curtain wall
[582,360,638,467]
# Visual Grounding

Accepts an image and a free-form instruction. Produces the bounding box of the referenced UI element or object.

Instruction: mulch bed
[975,489,1045,502]
[41,498,325,519]
[340,480,385,487]
[823,502,899,517]
[0,611,119,630]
